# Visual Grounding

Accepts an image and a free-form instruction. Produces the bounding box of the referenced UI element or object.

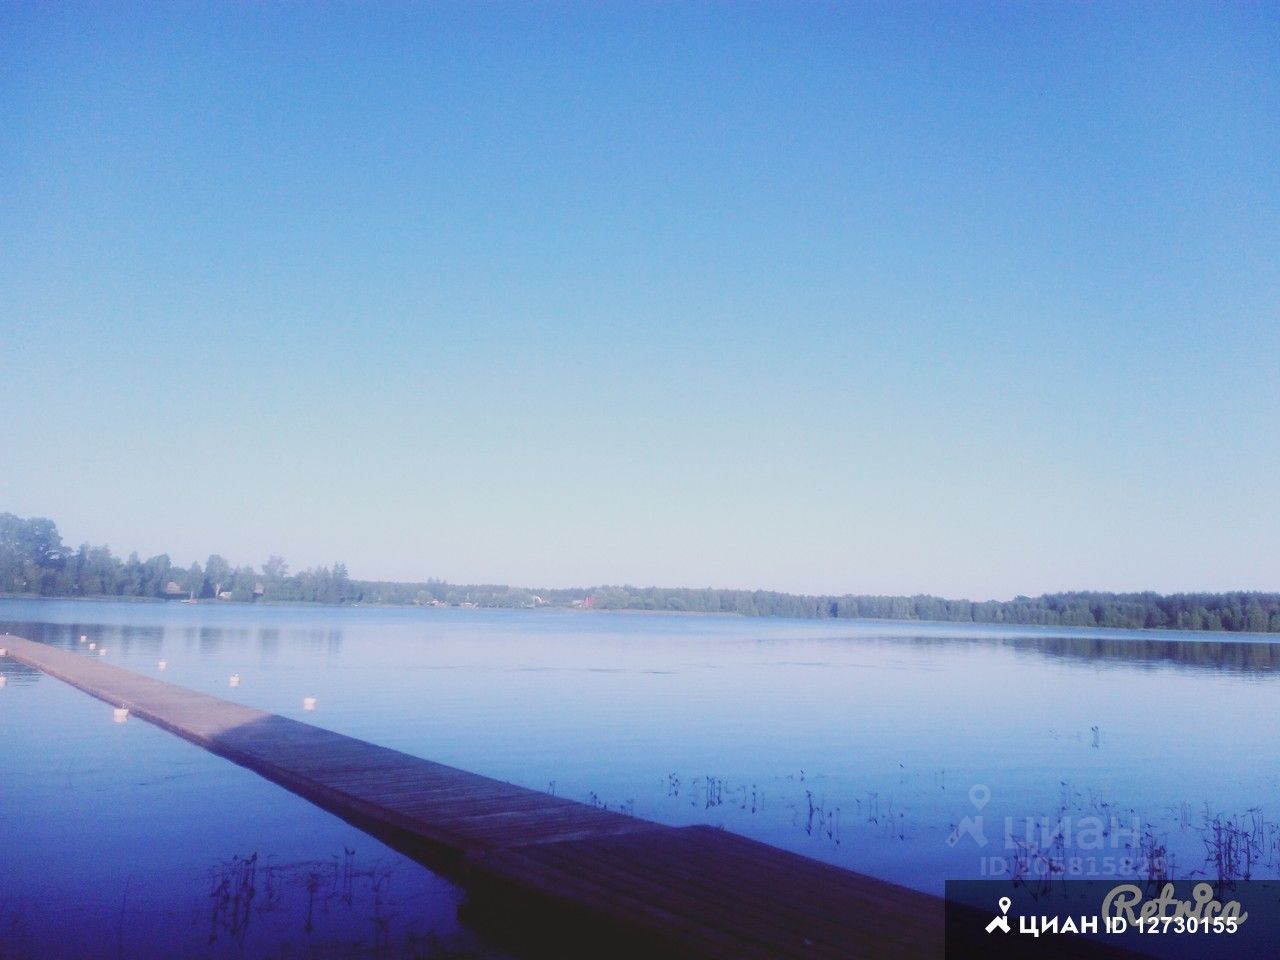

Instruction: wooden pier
[3,633,949,958]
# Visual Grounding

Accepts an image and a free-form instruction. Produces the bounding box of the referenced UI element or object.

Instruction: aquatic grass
[1196,807,1272,887]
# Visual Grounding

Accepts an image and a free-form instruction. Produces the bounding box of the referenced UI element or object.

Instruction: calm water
[3,599,1279,957]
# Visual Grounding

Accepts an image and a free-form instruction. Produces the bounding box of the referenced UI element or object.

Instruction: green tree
[229,565,258,602]
[181,562,203,599]
[261,555,288,598]
[1245,598,1268,633]
[204,555,232,598]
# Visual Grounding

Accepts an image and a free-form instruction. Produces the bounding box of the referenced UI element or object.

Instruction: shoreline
[2,593,1278,641]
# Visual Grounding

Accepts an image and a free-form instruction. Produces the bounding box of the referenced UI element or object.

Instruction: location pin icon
[969,784,991,810]
[999,897,1011,915]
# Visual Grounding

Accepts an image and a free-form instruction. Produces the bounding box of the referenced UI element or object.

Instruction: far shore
[3,593,1279,640]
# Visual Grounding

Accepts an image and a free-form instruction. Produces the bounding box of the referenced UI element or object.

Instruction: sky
[1,2,1277,600]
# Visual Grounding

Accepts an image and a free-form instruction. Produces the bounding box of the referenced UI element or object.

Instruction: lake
[2,599,1278,957]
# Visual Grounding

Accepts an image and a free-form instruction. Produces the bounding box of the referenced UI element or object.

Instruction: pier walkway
[3,633,946,958]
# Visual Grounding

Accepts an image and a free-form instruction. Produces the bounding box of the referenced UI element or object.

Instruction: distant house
[162,581,187,600]
[217,590,233,601]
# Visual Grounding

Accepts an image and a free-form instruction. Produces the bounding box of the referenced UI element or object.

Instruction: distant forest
[2,512,1278,633]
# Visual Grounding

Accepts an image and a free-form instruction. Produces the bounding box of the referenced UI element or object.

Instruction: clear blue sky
[2,2,1276,599]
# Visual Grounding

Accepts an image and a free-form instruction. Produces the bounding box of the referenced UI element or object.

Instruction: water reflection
[0,848,498,960]
[198,848,489,957]
[0,657,41,685]
[0,618,348,662]
[1024,633,1280,673]
[258,627,280,658]
[821,631,1280,676]
[10,613,1280,678]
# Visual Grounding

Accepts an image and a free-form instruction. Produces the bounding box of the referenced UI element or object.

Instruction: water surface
[2,599,1278,956]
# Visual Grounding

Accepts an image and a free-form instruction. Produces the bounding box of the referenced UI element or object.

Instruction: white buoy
[0,675,7,688]
[80,635,87,643]
[113,707,128,723]
[158,660,167,671]
[303,697,317,711]
[88,642,96,650]
[0,647,7,656]
[229,674,241,687]
[98,648,107,656]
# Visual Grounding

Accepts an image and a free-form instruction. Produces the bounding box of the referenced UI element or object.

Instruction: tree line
[0,514,353,604]
[2,512,1278,633]
[576,585,1280,633]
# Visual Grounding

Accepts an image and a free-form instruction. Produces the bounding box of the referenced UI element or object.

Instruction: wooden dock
[2,633,947,958]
